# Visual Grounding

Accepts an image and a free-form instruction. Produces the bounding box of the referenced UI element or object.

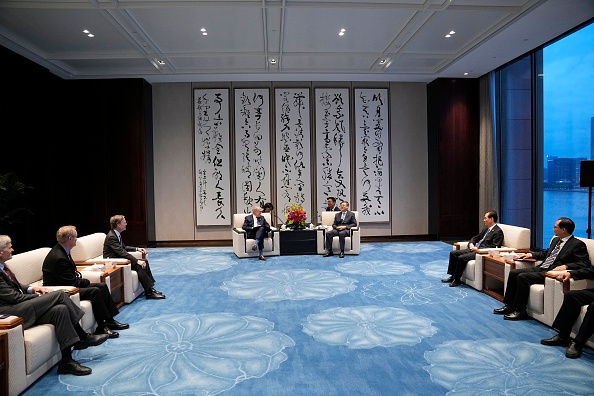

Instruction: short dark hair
[557,217,575,234]
[327,197,336,203]
[486,210,498,223]
[263,202,274,211]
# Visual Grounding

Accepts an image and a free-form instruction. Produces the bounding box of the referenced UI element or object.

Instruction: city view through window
[542,22,594,245]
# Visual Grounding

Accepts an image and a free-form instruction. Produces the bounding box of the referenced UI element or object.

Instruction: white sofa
[232,213,280,258]
[71,232,144,303]
[1,247,97,396]
[316,211,360,255]
[456,223,530,291]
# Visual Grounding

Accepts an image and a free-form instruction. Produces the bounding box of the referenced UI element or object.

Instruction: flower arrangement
[285,203,307,229]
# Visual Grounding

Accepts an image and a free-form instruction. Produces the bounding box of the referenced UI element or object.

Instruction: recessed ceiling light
[270,59,277,64]
[445,34,451,38]
[200,28,206,32]
[339,28,346,36]
[88,34,94,38]
[83,30,89,34]
[202,32,207,36]
[449,31,456,35]
[379,59,387,65]
[464,72,469,76]
[157,60,166,65]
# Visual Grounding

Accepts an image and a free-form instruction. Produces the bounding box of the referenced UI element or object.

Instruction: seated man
[494,217,591,320]
[43,225,129,338]
[103,215,165,299]
[325,196,340,212]
[442,210,503,287]
[242,205,271,261]
[323,201,357,259]
[0,235,108,376]
[540,265,594,358]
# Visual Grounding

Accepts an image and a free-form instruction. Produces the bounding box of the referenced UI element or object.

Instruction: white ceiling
[0,0,592,83]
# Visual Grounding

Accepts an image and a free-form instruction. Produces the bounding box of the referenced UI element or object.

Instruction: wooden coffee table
[482,255,516,301]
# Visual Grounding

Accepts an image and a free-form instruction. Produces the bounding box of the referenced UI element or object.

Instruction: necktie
[540,240,562,269]
[475,228,490,249]
[68,254,83,279]
[256,217,261,226]
[3,266,24,293]
[341,213,346,221]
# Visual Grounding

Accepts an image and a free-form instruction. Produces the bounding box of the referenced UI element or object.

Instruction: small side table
[279,229,318,255]
[79,266,125,308]
[483,255,516,301]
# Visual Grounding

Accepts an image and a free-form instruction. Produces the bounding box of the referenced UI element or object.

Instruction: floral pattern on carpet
[303,305,437,349]
[61,313,294,395]
[361,280,467,305]
[335,260,415,276]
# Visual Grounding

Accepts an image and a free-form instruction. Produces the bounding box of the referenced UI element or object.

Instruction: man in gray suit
[323,201,357,259]
[0,235,108,376]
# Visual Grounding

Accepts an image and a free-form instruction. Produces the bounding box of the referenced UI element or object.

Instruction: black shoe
[541,334,570,346]
[57,359,92,376]
[441,276,454,283]
[449,279,462,287]
[73,333,109,350]
[251,243,258,251]
[95,326,119,339]
[339,251,345,258]
[566,341,583,358]
[105,320,129,330]
[323,250,333,257]
[504,311,529,321]
[493,305,514,315]
[146,290,166,299]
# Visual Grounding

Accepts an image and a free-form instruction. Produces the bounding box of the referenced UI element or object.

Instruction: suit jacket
[103,229,139,265]
[0,268,36,314]
[325,205,340,212]
[242,214,271,236]
[533,235,591,271]
[42,244,90,288]
[469,224,504,249]
[332,211,357,230]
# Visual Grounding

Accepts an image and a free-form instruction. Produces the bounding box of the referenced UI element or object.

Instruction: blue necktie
[475,228,490,249]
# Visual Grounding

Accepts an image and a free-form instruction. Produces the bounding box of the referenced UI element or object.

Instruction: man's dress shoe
[441,276,453,283]
[105,320,129,330]
[57,359,92,376]
[449,279,462,287]
[339,251,345,258]
[146,289,166,299]
[323,250,333,257]
[493,305,514,315]
[503,311,529,321]
[251,243,258,251]
[541,334,570,346]
[259,255,267,261]
[73,333,109,350]
[566,341,583,358]
[95,326,119,338]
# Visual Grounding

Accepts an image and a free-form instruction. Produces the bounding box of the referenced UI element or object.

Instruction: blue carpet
[23,242,594,395]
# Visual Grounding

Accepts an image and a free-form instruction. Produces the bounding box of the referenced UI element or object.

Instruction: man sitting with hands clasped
[242,205,271,261]
[494,217,591,320]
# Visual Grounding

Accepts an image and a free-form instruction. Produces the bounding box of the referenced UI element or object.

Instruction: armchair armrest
[43,286,80,296]
[0,316,24,330]
[455,242,469,250]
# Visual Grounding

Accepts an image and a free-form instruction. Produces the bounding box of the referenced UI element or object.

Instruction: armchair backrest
[232,212,272,228]
[6,247,51,285]
[498,223,530,249]
[576,237,594,267]
[321,211,359,227]
[71,232,107,262]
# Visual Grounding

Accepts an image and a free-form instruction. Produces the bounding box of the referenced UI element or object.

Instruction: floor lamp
[580,160,594,239]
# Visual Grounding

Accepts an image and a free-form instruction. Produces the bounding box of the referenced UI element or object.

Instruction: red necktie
[3,265,24,293]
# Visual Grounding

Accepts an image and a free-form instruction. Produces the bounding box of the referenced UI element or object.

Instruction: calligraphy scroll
[194,89,231,225]
[234,89,271,213]
[315,88,351,217]
[354,88,389,222]
[275,88,312,221]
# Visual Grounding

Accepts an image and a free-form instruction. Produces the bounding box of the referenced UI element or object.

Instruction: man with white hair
[242,205,271,261]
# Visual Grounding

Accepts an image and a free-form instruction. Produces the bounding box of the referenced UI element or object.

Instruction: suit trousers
[326,229,349,251]
[5,291,82,350]
[79,283,119,325]
[502,267,546,310]
[447,249,477,280]
[552,289,594,344]
[133,260,156,292]
[247,227,268,251]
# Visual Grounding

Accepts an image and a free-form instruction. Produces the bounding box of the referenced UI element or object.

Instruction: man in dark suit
[494,217,591,320]
[442,210,504,287]
[323,201,357,259]
[242,205,271,261]
[0,235,108,376]
[540,265,594,359]
[325,197,340,212]
[42,225,129,338]
[103,215,165,299]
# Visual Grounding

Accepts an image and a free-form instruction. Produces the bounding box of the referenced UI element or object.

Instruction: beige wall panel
[153,83,196,240]
[390,82,428,236]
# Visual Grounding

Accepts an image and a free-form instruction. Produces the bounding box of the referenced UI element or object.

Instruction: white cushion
[6,248,51,286]
[23,324,60,375]
[71,232,107,262]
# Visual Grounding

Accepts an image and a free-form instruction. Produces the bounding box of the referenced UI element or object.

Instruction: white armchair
[316,211,360,255]
[232,212,280,258]
[458,223,530,291]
